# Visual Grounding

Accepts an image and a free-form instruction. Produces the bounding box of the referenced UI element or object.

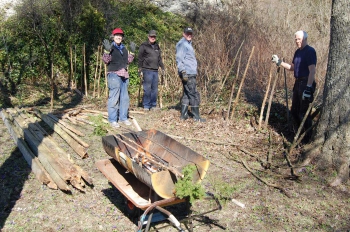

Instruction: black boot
[180,104,189,120]
[192,106,206,122]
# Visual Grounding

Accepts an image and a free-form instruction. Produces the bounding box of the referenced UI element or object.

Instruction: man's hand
[181,71,188,83]
[138,69,143,79]
[103,39,112,53]
[271,55,282,66]
[302,86,313,102]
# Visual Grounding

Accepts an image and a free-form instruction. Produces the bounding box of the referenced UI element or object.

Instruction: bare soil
[0,88,349,232]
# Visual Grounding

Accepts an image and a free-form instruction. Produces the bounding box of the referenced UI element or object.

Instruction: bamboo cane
[83,43,88,96]
[227,51,242,120]
[104,63,108,98]
[70,46,73,89]
[264,67,280,128]
[265,67,281,128]
[231,46,255,119]
[97,46,102,98]
[216,40,245,102]
[93,46,100,98]
[258,65,273,130]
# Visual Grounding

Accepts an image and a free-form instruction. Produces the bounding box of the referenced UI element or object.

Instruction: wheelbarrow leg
[186,198,193,232]
[144,190,158,232]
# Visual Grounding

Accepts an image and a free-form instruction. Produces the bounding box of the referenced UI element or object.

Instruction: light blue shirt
[175,37,197,75]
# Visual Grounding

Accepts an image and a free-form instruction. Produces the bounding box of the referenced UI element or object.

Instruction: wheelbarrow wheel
[124,198,140,219]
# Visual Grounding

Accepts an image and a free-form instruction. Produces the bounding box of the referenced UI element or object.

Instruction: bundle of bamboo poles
[0,108,92,192]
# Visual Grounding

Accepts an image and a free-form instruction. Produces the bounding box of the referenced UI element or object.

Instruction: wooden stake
[97,46,102,98]
[216,40,245,102]
[93,46,100,98]
[264,67,280,128]
[104,63,108,98]
[83,43,88,96]
[227,51,242,120]
[231,46,255,118]
[47,113,84,137]
[258,65,273,130]
[70,46,73,89]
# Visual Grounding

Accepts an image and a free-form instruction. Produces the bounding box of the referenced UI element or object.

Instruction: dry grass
[0,84,349,231]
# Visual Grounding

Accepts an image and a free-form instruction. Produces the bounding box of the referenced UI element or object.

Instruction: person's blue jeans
[142,70,159,109]
[107,73,129,122]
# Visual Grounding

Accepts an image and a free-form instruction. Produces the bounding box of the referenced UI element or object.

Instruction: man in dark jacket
[272,30,316,142]
[138,30,165,111]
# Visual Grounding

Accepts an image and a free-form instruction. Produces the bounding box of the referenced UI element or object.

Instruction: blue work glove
[102,39,112,53]
[302,86,313,102]
[271,55,282,66]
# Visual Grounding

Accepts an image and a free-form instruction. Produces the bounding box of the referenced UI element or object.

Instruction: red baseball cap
[112,28,124,35]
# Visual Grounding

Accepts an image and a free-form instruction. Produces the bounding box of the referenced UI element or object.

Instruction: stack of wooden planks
[0,107,92,192]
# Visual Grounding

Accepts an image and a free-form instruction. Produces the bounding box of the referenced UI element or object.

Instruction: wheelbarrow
[96,129,221,231]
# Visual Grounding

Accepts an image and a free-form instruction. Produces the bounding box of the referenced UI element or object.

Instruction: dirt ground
[0,88,350,232]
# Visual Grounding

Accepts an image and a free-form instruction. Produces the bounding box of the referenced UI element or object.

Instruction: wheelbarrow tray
[96,158,185,210]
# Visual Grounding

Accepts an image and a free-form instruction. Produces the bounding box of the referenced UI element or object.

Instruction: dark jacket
[138,41,164,71]
[107,46,129,72]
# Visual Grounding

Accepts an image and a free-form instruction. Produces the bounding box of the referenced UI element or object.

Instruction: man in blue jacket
[176,27,206,122]
[138,30,165,111]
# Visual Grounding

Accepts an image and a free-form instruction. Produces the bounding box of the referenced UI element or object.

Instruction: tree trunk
[305,0,350,186]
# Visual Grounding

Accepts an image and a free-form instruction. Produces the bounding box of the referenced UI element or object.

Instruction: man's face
[295,33,306,49]
[148,35,156,44]
[113,34,123,44]
[183,32,193,41]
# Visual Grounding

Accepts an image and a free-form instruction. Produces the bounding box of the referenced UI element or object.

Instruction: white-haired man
[272,30,317,142]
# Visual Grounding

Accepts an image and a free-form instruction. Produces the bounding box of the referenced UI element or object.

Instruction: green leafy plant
[208,176,238,206]
[175,164,206,204]
[89,114,108,136]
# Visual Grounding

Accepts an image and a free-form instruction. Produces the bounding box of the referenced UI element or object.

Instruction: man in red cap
[102,28,135,128]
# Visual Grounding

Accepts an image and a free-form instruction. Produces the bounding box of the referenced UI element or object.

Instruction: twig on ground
[230,152,292,198]
[168,134,240,147]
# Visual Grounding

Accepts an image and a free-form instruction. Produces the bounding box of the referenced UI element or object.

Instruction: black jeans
[291,77,316,140]
[181,75,200,106]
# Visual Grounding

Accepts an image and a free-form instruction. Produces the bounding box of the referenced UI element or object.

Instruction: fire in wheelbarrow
[101,129,210,199]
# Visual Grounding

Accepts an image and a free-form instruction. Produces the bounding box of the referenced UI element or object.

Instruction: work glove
[129,42,136,53]
[102,39,112,53]
[181,71,188,83]
[271,55,282,66]
[129,41,136,56]
[302,86,313,102]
